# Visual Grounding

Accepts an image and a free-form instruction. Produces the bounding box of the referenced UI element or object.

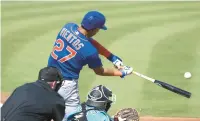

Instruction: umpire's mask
[38,66,63,92]
[86,85,116,112]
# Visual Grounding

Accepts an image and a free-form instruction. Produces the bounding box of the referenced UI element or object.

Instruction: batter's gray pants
[58,79,80,116]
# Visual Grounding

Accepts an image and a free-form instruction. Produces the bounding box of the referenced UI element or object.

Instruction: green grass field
[2,1,200,117]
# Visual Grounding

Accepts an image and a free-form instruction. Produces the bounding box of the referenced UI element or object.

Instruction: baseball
[184,72,192,79]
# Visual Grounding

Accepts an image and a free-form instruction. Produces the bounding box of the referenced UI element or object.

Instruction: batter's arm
[89,39,111,58]
[93,67,122,76]
[90,39,123,69]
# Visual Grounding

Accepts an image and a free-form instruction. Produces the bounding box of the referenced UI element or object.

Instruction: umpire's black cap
[38,66,63,82]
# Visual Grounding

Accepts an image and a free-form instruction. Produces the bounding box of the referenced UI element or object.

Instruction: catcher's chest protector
[68,103,96,121]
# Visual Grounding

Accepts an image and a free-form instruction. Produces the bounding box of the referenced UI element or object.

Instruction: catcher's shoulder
[87,110,110,121]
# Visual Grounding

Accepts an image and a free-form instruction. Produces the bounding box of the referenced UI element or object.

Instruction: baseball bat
[132,70,191,98]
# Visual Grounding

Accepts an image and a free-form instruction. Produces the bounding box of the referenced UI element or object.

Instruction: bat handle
[132,71,155,83]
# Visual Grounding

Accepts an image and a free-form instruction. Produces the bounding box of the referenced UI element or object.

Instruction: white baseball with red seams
[184,72,192,79]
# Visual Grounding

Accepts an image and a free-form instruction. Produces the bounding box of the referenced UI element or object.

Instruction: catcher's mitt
[114,108,139,121]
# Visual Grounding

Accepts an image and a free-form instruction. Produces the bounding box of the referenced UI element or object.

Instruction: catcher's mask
[86,85,116,112]
[38,66,63,92]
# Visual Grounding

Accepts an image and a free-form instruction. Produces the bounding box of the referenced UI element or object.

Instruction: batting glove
[107,54,123,69]
[120,66,133,78]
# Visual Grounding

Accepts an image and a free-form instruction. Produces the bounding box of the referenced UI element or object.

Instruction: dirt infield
[140,117,200,121]
[1,92,199,121]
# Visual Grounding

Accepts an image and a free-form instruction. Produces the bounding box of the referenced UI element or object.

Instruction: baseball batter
[47,11,133,116]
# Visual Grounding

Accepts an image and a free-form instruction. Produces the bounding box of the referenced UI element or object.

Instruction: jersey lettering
[60,28,84,50]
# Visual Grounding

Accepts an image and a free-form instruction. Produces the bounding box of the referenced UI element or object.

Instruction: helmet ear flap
[105,102,111,112]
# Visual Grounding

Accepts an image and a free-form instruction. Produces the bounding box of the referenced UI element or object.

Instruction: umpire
[1,66,65,121]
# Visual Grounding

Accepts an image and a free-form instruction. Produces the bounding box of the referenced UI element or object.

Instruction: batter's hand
[120,66,133,78]
[113,58,123,69]
[107,54,123,69]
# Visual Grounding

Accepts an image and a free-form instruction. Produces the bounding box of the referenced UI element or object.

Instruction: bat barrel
[132,71,192,98]
[154,80,191,98]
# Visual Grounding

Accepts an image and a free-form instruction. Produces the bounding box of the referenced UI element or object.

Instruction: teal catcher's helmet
[86,85,116,112]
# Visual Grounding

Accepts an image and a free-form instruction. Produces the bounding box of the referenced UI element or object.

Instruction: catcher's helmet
[86,85,116,112]
[38,66,63,91]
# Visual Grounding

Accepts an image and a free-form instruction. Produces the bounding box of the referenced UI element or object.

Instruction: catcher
[63,85,139,121]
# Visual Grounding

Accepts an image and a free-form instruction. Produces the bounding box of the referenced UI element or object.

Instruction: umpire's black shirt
[1,80,65,121]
